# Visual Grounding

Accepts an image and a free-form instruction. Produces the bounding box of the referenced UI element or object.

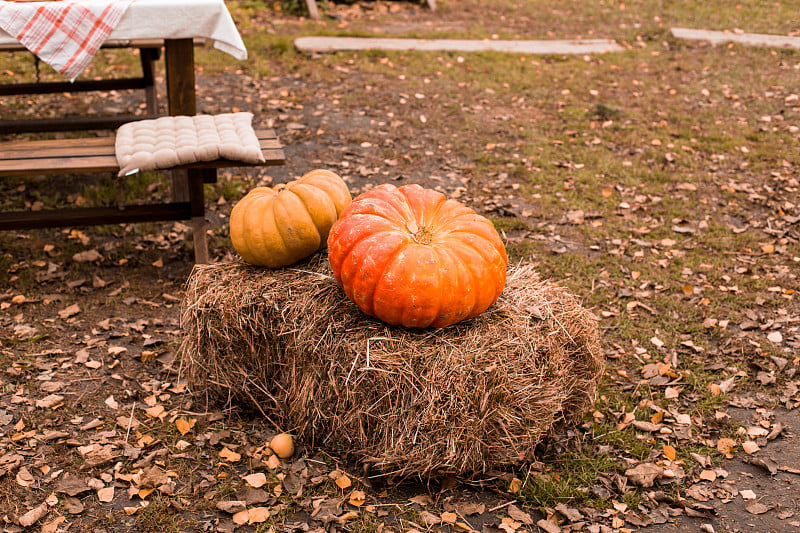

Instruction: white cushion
[115,112,265,177]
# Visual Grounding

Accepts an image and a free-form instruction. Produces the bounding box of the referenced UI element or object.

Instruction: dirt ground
[2,1,800,532]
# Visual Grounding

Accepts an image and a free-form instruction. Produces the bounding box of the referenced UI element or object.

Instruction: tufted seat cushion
[115,112,266,177]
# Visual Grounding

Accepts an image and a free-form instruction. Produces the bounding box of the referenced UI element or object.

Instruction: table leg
[164,38,209,262]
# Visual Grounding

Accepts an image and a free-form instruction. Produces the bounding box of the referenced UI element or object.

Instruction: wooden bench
[0,129,285,263]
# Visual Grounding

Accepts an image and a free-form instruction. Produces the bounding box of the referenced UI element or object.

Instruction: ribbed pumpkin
[327,183,507,328]
[231,169,351,268]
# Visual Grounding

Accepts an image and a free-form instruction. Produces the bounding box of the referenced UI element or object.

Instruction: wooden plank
[294,36,624,54]
[304,0,320,20]
[2,130,282,159]
[1,130,280,158]
[0,130,285,177]
[0,114,162,135]
[670,28,800,50]
[0,203,193,230]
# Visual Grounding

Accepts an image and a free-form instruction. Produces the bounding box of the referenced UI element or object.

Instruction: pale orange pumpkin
[327,183,507,328]
[230,169,351,268]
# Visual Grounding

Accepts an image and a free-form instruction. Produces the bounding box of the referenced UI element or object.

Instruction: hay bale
[179,253,603,478]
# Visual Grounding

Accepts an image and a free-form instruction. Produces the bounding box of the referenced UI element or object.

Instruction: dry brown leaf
[36,394,65,409]
[244,473,267,489]
[41,516,67,532]
[216,500,247,514]
[18,503,48,527]
[441,511,458,524]
[745,501,771,515]
[625,463,664,487]
[97,487,114,502]
[508,504,534,525]
[220,448,241,462]
[742,441,760,454]
[508,477,522,493]
[536,518,561,533]
[716,438,736,458]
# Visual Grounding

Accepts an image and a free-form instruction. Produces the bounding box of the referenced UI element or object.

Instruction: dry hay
[179,253,603,479]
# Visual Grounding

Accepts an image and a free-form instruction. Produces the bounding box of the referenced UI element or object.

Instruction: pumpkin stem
[412,225,434,245]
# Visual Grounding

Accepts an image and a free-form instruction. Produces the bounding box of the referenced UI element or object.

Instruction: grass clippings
[179,253,603,479]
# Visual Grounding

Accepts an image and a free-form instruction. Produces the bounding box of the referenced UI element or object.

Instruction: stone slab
[294,36,624,55]
[671,27,800,50]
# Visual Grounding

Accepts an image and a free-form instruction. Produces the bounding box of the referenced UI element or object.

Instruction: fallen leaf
[244,473,267,489]
[220,448,241,462]
[216,501,247,514]
[175,417,196,435]
[767,331,783,344]
[349,489,366,506]
[441,511,457,524]
[508,477,522,493]
[36,395,65,409]
[333,472,352,489]
[58,304,81,319]
[740,489,757,500]
[508,504,534,525]
[72,249,103,262]
[745,500,771,515]
[536,518,561,533]
[419,510,441,525]
[232,510,249,525]
[247,507,270,524]
[18,503,48,527]
[742,441,760,454]
[663,445,677,462]
[716,438,737,458]
[97,486,114,502]
[625,463,664,487]
[41,516,67,532]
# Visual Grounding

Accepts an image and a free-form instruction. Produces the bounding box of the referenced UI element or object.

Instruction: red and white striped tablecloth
[0,0,133,81]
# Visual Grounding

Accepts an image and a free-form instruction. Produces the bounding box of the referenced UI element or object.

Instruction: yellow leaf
[508,477,522,493]
[651,411,664,424]
[138,488,155,500]
[220,448,241,462]
[349,490,366,507]
[663,444,677,462]
[175,417,196,436]
[681,284,694,296]
[335,473,352,490]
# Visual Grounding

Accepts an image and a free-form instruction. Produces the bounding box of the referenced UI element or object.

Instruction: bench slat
[0,130,284,177]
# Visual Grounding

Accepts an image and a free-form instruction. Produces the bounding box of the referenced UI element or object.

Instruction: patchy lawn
[1,1,798,531]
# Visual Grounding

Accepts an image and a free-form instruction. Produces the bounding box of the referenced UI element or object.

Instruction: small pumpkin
[230,169,351,268]
[327,183,507,328]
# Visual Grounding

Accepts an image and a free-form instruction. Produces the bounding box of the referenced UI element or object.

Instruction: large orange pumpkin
[230,169,351,268]
[327,183,507,328]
